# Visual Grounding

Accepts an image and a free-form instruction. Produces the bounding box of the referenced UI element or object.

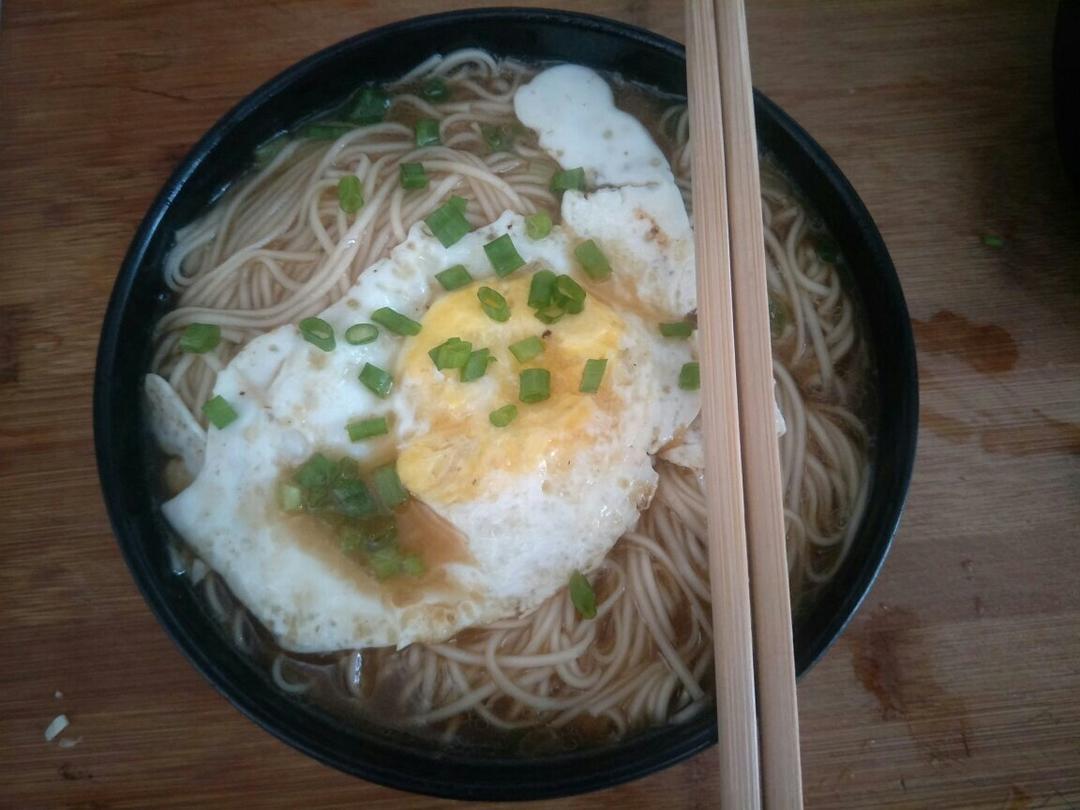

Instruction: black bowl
[94,7,918,801]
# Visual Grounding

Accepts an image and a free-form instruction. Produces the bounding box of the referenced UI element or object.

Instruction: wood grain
[2,1,1079,808]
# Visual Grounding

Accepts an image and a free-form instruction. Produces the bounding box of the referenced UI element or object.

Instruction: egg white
[159,65,702,653]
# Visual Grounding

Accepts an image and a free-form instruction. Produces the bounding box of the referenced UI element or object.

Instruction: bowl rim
[94,6,918,800]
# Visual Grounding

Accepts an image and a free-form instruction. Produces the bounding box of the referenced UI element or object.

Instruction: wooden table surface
[3,1,1078,807]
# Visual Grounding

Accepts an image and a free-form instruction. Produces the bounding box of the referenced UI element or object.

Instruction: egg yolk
[396,273,625,505]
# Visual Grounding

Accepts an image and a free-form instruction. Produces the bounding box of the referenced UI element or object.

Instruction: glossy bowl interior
[94,8,918,801]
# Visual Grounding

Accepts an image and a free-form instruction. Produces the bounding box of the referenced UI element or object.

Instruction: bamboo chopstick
[712,1,805,807]
[686,0,804,807]
[685,2,762,807]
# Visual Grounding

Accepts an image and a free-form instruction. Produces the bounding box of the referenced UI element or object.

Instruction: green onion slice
[550,167,586,193]
[435,264,473,291]
[401,554,425,577]
[483,234,526,278]
[373,463,409,509]
[679,362,701,391]
[370,546,403,580]
[346,416,389,442]
[399,162,429,190]
[509,335,544,363]
[295,453,334,489]
[299,316,335,351]
[659,321,694,339]
[425,200,471,247]
[421,77,450,102]
[982,233,1005,248]
[477,286,510,322]
[569,570,597,619]
[481,124,514,152]
[345,323,378,345]
[202,395,238,429]
[579,358,608,394]
[179,322,221,354]
[371,307,422,337]
[428,337,473,370]
[519,368,551,403]
[337,175,364,214]
[554,274,586,306]
[534,305,565,325]
[347,87,390,124]
[298,122,354,141]
[448,195,468,215]
[527,269,557,309]
[333,478,378,519]
[574,239,612,280]
[359,363,393,398]
[525,211,553,240]
[414,118,441,147]
[489,404,518,427]
[460,348,494,382]
[254,136,286,167]
[279,482,304,512]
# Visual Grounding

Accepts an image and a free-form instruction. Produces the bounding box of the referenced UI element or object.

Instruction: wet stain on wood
[913,310,1018,374]
[922,406,1080,457]
[849,605,973,765]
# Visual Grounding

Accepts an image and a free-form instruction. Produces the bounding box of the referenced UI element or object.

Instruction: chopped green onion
[574,239,612,280]
[333,478,378,518]
[399,161,428,190]
[659,321,694,339]
[425,200,472,247]
[337,457,359,479]
[337,175,364,214]
[345,323,378,345]
[448,195,468,215]
[525,210,553,240]
[346,416,389,442]
[347,87,390,124]
[815,235,839,263]
[527,269,557,309]
[534,305,565,325]
[519,368,551,403]
[554,274,586,306]
[421,77,450,102]
[359,519,397,552]
[509,335,544,363]
[414,118,441,147]
[484,234,526,278]
[481,124,514,152]
[550,167,586,193]
[460,348,493,382]
[279,482,304,513]
[489,404,518,427]
[428,337,473,370]
[202,395,238,429]
[359,363,393,398]
[477,286,510,322]
[369,546,403,580]
[401,554,425,577]
[561,298,584,315]
[295,453,334,489]
[579,358,608,394]
[435,264,473,291]
[982,233,1005,248]
[254,135,286,167]
[299,316,336,351]
[298,122,354,140]
[768,298,788,340]
[569,570,597,619]
[679,362,700,391]
[371,307,422,337]
[179,322,221,354]
[373,464,409,508]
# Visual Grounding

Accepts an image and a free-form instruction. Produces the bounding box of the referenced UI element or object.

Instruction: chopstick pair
[685,1,803,807]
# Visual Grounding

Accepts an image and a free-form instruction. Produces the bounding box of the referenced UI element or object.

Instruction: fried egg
[158,65,701,653]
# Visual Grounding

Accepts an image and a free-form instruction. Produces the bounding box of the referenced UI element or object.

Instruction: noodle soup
[149,50,873,755]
